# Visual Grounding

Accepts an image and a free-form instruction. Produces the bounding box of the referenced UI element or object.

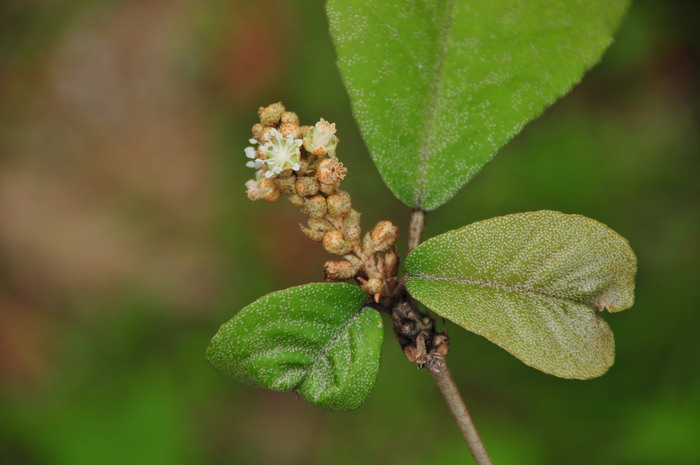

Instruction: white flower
[259,128,302,178]
[303,118,339,157]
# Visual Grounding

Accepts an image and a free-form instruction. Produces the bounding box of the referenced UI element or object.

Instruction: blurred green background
[1,0,698,464]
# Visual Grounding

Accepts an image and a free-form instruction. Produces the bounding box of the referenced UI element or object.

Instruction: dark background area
[1,0,698,464]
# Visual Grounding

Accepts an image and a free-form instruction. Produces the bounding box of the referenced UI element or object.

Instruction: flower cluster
[243,103,398,303]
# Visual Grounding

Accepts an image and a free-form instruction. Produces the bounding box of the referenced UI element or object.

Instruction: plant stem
[428,357,493,465]
[405,207,492,465]
[408,208,425,252]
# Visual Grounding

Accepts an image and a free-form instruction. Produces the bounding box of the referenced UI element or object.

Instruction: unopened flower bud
[251,123,265,141]
[319,182,337,196]
[316,158,347,186]
[274,174,297,195]
[360,277,384,297]
[259,178,280,202]
[370,221,398,252]
[281,111,300,125]
[384,250,398,276]
[300,223,325,241]
[300,125,311,137]
[303,194,327,218]
[343,209,361,243]
[295,176,319,197]
[288,194,304,207]
[324,259,360,280]
[323,230,352,255]
[362,233,375,254]
[326,191,351,218]
[258,102,285,126]
[279,122,302,139]
[308,218,334,233]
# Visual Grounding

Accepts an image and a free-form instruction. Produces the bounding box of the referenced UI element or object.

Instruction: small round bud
[326,191,352,219]
[343,210,361,243]
[303,195,327,218]
[360,277,384,296]
[300,223,325,241]
[288,194,304,207]
[274,174,297,195]
[258,102,285,126]
[258,178,280,202]
[316,158,347,186]
[318,182,337,196]
[281,111,300,125]
[279,122,302,139]
[308,218,333,232]
[324,259,359,280]
[295,176,319,197]
[251,123,265,141]
[322,230,352,255]
[370,221,398,252]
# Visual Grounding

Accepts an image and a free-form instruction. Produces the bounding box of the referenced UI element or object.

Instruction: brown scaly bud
[322,230,352,255]
[258,102,285,126]
[316,158,347,186]
[295,176,319,197]
[318,182,337,196]
[274,174,297,195]
[324,259,360,280]
[258,178,280,202]
[281,111,300,125]
[370,221,399,252]
[343,209,362,243]
[300,125,311,137]
[300,224,325,241]
[384,250,398,276]
[359,277,384,300]
[432,333,450,356]
[326,191,352,219]
[303,195,327,218]
[279,122,302,139]
[288,194,304,207]
[251,123,265,141]
[308,218,334,233]
[362,233,375,254]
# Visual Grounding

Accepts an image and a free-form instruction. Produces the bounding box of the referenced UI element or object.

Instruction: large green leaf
[327,0,629,210]
[405,210,637,379]
[207,283,383,411]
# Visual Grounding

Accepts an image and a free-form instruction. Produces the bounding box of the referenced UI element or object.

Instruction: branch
[403,207,493,464]
[429,357,493,465]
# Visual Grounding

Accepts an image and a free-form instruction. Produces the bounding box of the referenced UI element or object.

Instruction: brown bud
[300,125,311,137]
[326,191,352,219]
[362,233,375,254]
[281,111,299,125]
[343,209,362,243]
[308,218,334,233]
[303,195,327,218]
[258,102,285,126]
[403,345,417,363]
[316,158,347,186]
[384,250,398,276]
[251,123,265,141]
[295,176,319,197]
[288,194,304,207]
[258,178,280,202]
[370,221,398,252]
[279,122,302,139]
[318,182,336,196]
[274,174,297,195]
[324,259,360,280]
[322,230,352,255]
[299,223,325,241]
[360,277,383,297]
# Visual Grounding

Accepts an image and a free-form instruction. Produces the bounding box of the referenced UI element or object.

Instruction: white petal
[292,163,300,171]
[244,147,257,159]
[264,170,274,178]
[246,161,256,168]
[249,138,257,144]
[270,128,283,139]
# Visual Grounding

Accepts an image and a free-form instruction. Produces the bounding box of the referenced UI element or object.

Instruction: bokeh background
[1,1,698,464]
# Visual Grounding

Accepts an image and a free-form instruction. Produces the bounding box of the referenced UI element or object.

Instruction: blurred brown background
[1,1,699,464]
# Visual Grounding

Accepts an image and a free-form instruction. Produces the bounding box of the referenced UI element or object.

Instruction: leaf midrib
[409,273,593,309]
[415,0,457,206]
[297,306,366,389]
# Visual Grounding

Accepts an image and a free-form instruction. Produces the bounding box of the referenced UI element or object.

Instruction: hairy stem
[404,207,492,464]
[408,208,425,252]
[429,357,493,465]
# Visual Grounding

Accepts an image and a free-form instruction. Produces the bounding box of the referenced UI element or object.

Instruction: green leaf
[206,283,384,411]
[405,210,637,379]
[327,0,629,210]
